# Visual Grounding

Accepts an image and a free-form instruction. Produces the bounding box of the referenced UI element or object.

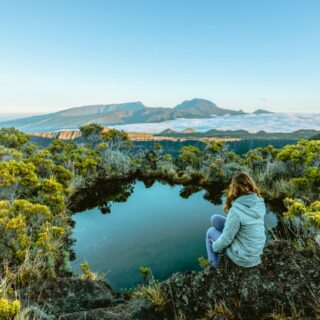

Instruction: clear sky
[0,0,319,113]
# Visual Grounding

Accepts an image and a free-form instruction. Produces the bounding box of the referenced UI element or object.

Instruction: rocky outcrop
[163,240,320,319]
[58,300,161,320]
[21,278,162,320]
[20,241,320,319]
[21,278,125,317]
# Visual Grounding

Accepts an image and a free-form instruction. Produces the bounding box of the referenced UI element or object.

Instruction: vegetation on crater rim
[0,125,319,318]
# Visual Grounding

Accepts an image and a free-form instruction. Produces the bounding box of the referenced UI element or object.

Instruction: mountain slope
[173,98,245,117]
[0,99,246,132]
[0,113,41,121]
[0,102,147,132]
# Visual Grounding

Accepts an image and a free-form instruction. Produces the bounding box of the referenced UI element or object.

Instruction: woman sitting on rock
[206,172,266,268]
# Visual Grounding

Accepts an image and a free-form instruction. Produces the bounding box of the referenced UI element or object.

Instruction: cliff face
[32,130,82,140]
[31,129,239,143]
[31,129,160,142]
[32,127,114,140]
[21,241,320,319]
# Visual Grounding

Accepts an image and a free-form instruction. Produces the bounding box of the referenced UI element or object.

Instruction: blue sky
[0,0,319,113]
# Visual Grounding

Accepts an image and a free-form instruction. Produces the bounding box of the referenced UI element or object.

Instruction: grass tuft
[132,278,168,312]
[79,261,104,281]
[202,301,235,320]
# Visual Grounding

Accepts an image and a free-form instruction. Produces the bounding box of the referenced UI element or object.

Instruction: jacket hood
[232,193,266,219]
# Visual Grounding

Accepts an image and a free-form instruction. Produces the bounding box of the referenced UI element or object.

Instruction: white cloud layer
[110,113,320,134]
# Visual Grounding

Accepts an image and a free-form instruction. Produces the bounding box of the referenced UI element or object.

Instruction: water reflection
[70,179,278,290]
[70,178,225,214]
[69,179,135,214]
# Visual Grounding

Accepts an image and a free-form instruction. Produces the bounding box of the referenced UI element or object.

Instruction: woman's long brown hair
[224,172,260,213]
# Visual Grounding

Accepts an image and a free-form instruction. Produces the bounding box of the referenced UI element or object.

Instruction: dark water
[71,180,277,290]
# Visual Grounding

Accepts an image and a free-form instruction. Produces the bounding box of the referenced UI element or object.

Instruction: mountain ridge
[0,98,247,132]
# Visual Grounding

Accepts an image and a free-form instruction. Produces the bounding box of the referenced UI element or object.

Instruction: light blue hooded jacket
[212,193,266,267]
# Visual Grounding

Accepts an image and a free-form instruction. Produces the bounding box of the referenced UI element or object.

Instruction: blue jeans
[206,214,226,267]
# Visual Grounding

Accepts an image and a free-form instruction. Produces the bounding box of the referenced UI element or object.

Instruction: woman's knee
[211,214,226,231]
